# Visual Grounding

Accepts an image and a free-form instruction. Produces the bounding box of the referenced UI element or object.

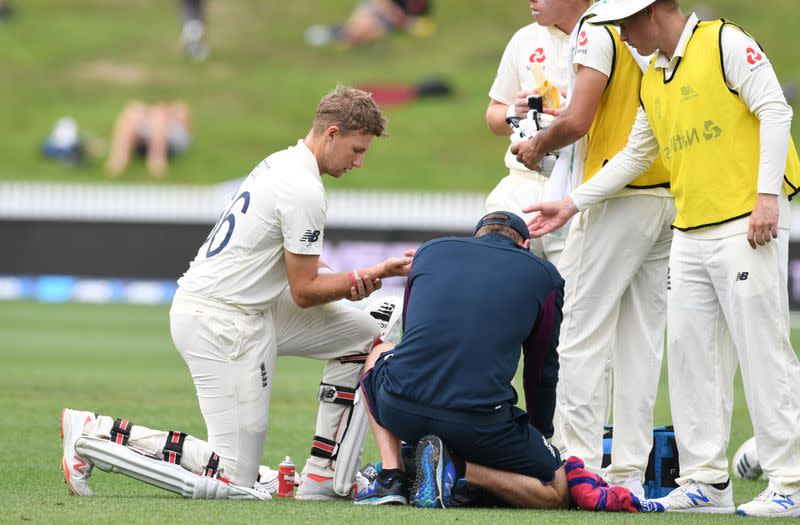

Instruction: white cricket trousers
[552,194,674,482]
[669,228,800,494]
[169,287,379,487]
[485,168,566,265]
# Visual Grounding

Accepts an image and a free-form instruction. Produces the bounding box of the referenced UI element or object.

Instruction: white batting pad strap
[332,389,369,496]
[74,436,270,500]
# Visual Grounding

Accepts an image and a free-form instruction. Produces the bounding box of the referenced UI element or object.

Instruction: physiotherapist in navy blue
[354,211,569,509]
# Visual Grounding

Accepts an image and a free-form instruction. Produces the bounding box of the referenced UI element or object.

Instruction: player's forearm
[531,113,587,157]
[758,114,792,195]
[522,287,563,438]
[289,271,357,308]
[486,102,514,136]
[571,107,659,210]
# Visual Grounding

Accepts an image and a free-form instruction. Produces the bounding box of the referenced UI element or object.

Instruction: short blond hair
[312,85,388,137]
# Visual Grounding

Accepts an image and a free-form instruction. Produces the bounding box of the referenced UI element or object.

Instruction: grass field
[0,300,794,524]
[0,0,798,190]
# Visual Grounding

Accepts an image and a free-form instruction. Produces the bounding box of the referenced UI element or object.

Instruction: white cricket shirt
[177,140,327,312]
[489,22,571,172]
[572,17,670,199]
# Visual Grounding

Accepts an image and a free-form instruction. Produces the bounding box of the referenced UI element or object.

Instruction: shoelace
[672,482,696,495]
[753,489,780,503]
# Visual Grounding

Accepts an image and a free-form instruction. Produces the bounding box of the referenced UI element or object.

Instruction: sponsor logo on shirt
[746,47,763,65]
[661,120,722,161]
[299,229,321,243]
[702,120,722,140]
[578,31,588,47]
[745,46,768,73]
[529,47,546,64]
[680,84,698,102]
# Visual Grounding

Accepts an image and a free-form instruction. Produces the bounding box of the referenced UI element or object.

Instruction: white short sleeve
[280,186,327,255]
[489,29,524,105]
[573,22,614,77]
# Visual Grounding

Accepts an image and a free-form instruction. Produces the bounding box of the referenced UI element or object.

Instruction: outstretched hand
[523,197,579,238]
[382,256,413,278]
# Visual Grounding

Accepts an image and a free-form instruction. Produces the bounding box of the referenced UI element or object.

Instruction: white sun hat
[588,0,658,25]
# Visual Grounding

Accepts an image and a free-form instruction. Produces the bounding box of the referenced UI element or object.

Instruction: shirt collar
[654,13,699,70]
[296,139,322,181]
[546,23,570,41]
[479,233,525,250]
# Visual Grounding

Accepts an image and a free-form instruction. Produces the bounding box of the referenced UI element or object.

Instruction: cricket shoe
[295,473,350,500]
[60,408,97,496]
[736,487,800,517]
[410,435,457,509]
[732,437,763,480]
[652,480,734,513]
[609,473,645,499]
[256,465,297,496]
[354,469,409,505]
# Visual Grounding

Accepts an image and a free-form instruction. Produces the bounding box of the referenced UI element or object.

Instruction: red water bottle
[277,456,296,498]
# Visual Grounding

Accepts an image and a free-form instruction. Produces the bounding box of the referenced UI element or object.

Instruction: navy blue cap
[473,211,530,241]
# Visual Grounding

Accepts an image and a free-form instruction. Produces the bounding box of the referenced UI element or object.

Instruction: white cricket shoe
[652,480,735,514]
[736,487,800,517]
[60,408,97,496]
[732,437,763,480]
[256,465,300,496]
[609,474,645,500]
[295,473,351,500]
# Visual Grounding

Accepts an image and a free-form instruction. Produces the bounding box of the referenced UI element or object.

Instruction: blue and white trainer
[652,480,734,514]
[736,487,800,517]
[354,470,409,506]
[410,435,457,509]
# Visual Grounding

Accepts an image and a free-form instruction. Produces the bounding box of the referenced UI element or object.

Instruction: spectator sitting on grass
[305,0,434,48]
[105,100,191,178]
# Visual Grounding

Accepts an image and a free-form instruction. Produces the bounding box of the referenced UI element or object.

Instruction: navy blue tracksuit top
[380,233,564,437]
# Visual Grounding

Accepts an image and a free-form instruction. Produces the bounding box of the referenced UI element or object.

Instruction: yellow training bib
[640,20,800,231]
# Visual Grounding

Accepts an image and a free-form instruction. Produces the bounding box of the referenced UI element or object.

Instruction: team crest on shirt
[299,229,321,243]
[529,47,546,63]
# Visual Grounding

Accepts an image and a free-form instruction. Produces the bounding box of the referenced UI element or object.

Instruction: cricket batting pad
[74,436,270,500]
[332,387,369,496]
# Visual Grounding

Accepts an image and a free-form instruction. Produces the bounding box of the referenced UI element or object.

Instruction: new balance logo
[736,272,749,281]
[299,229,320,243]
[369,302,395,323]
[260,362,268,388]
[686,489,710,506]
[73,455,88,475]
[773,496,795,509]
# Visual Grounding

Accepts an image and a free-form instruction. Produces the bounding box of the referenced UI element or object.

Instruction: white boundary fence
[0,181,487,231]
